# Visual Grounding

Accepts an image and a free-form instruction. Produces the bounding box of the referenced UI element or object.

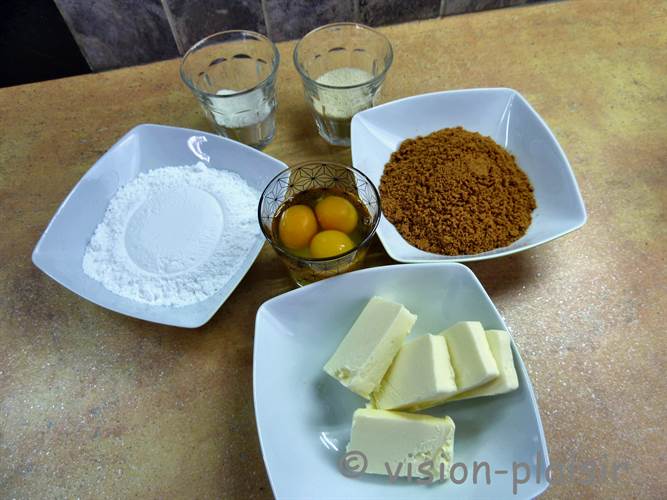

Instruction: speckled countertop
[1,1,666,498]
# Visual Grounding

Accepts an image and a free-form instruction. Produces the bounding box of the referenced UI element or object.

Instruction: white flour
[82,162,260,307]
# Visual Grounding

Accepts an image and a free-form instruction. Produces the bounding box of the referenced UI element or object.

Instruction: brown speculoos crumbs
[379,127,537,255]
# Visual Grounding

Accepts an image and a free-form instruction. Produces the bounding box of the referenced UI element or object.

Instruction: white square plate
[32,124,286,328]
[254,263,549,499]
[351,88,587,262]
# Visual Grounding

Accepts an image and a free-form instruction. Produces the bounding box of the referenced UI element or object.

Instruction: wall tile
[445,0,533,16]
[54,0,179,71]
[263,0,355,42]
[53,0,549,72]
[163,0,266,54]
[359,0,441,27]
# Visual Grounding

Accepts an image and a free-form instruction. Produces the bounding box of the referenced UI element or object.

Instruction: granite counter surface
[1,0,665,497]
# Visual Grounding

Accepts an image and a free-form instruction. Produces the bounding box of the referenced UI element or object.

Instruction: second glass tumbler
[294,23,393,146]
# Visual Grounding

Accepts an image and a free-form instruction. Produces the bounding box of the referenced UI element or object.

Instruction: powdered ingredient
[82,162,260,306]
[379,127,536,255]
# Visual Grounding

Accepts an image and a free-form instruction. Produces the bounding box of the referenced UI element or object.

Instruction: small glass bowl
[258,161,381,286]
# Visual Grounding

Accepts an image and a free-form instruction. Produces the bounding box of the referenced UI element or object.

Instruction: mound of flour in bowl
[82,161,260,307]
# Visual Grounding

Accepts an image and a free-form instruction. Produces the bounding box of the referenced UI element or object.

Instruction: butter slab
[323,297,417,399]
[439,321,499,393]
[372,334,457,411]
[347,408,455,479]
[448,329,519,401]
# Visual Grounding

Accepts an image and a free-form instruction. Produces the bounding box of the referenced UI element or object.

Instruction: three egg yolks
[278,196,359,258]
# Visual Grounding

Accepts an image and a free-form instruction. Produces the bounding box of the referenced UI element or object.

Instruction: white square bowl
[254,263,549,499]
[351,88,587,262]
[32,124,286,328]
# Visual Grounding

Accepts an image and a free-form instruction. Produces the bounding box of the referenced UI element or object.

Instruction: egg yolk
[315,195,358,234]
[279,205,318,249]
[309,230,354,258]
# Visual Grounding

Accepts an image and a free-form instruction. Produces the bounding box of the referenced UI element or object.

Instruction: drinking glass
[293,23,393,146]
[180,30,280,149]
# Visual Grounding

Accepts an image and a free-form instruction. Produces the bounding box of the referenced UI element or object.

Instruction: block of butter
[372,334,457,411]
[347,408,455,478]
[448,329,519,401]
[324,297,417,399]
[439,321,499,393]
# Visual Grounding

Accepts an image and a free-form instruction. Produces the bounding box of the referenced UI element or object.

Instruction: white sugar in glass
[181,31,280,149]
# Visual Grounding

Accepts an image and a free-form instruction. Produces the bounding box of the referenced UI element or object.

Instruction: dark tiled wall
[264,0,356,42]
[55,0,541,72]
[162,0,266,54]
[1,0,91,88]
[359,0,441,27]
[445,0,535,15]
[54,0,180,70]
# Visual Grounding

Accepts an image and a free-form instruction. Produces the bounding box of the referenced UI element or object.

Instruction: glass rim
[179,29,280,99]
[258,160,381,263]
[292,22,394,90]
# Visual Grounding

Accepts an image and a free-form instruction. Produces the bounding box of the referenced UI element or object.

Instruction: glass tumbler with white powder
[180,31,279,149]
[293,23,393,146]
